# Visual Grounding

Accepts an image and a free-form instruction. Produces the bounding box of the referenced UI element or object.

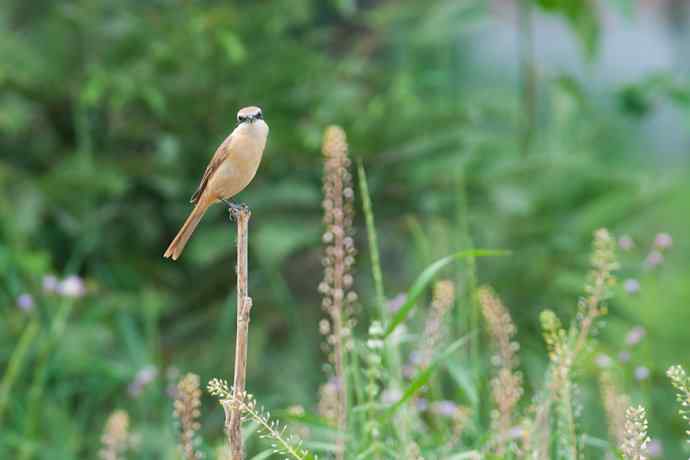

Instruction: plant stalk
[228,207,253,460]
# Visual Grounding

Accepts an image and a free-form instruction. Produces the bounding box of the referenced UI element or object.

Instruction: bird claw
[223,199,250,220]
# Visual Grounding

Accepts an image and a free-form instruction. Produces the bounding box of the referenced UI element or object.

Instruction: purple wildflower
[618,235,634,251]
[415,398,429,412]
[128,365,158,398]
[634,366,650,381]
[386,293,406,313]
[402,364,416,379]
[653,233,672,250]
[646,438,663,458]
[645,250,664,269]
[42,275,59,294]
[17,293,34,312]
[408,351,422,366]
[430,400,459,418]
[623,278,640,295]
[625,326,646,347]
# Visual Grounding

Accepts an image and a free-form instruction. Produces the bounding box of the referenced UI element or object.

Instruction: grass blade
[385,333,473,418]
[357,159,386,318]
[248,450,275,460]
[0,319,39,425]
[383,250,509,338]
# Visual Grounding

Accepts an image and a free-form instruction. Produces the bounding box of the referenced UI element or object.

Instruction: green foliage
[384,250,508,338]
[1,0,690,459]
[535,0,600,56]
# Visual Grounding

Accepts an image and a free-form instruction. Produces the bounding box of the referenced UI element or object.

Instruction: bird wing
[189,133,233,204]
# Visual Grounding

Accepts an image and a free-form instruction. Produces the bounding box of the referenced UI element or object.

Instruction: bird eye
[255,112,263,119]
[238,116,246,123]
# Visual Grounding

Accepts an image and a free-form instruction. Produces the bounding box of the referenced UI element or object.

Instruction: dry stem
[228,206,253,460]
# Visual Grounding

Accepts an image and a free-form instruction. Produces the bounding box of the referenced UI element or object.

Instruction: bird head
[237,106,264,124]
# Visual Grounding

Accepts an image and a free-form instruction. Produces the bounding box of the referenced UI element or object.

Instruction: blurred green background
[1,0,689,458]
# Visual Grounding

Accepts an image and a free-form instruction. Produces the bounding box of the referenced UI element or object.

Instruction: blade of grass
[0,319,39,425]
[19,299,75,460]
[384,250,509,338]
[302,441,339,453]
[357,158,412,449]
[249,450,275,460]
[406,215,433,269]
[446,362,478,406]
[385,333,474,419]
[356,159,386,318]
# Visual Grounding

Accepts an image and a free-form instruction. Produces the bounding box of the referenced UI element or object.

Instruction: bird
[163,106,269,260]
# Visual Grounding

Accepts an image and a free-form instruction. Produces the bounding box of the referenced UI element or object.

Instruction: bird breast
[209,121,269,199]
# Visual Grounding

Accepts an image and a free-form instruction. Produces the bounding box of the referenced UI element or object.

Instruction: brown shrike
[163,106,269,260]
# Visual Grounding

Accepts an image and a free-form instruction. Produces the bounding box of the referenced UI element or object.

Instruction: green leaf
[248,449,275,460]
[302,441,339,453]
[535,0,600,58]
[357,159,387,318]
[383,249,509,338]
[385,333,473,418]
[447,362,478,406]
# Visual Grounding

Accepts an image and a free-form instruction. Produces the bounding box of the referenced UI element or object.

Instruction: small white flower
[381,387,402,406]
[645,250,664,268]
[595,354,613,368]
[58,275,86,298]
[654,233,672,250]
[625,326,646,346]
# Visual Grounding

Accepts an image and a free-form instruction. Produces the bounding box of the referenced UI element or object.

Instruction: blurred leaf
[447,362,479,406]
[535,0,600,57]
[248,450,275,460]
[217,31,246,63]
[254,219,321,270]
[385,333,472,418]
[384,249,509,338]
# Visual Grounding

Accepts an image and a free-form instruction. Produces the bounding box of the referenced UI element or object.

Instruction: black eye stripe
[237,112,262,122]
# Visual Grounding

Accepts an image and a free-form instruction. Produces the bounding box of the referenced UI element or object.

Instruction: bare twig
[227,206,253,460]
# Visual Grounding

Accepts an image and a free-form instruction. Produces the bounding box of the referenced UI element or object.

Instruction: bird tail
[163,199,210,261]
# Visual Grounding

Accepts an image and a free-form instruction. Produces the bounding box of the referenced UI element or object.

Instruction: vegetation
[1,1,689,459]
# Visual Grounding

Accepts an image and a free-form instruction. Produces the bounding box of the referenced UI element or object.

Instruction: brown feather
[163,196,212,260]
[190,133,233,204]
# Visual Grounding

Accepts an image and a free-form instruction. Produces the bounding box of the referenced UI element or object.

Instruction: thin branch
[228,206,253,460]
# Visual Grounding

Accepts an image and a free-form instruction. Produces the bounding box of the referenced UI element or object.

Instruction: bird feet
[223,199,250,221]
